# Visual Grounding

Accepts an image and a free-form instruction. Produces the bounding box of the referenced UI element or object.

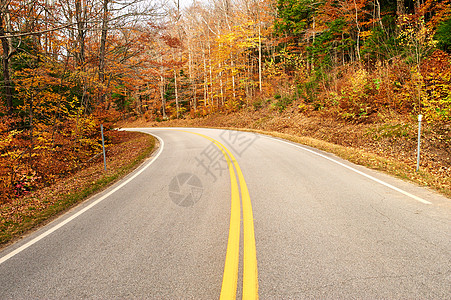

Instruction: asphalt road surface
[0,128,450,299]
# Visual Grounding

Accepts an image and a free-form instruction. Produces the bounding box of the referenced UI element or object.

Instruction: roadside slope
[0,131,156,247]
[122,109,450,198]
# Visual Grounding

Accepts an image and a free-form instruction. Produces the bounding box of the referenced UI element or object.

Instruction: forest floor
[0,131,156,247]
[124,105,450,198]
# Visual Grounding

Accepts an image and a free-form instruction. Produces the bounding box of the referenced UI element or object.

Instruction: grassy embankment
[0,131,155,247]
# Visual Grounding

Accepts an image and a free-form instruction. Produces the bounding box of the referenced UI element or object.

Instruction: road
[0,128,450,299]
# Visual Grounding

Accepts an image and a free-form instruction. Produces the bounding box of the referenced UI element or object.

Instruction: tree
[0,2,14,114]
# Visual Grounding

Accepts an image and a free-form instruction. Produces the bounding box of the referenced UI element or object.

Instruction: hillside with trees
[1,0,450,203]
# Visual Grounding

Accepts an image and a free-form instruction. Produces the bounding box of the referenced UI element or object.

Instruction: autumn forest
[1,0,450,202]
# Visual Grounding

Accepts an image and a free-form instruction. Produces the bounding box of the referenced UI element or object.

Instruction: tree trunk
[258,20,262,92]
[75,0,86,66]
[0,15,13,114]
[174,69,179,118]
[208,43,214,107]
[231,53,236,100]
[160,75,166,119]
[397,0,405,16]
[187,36,197,111]
[203,51,208,106]
[353,0,361,61]
[312,16,316,71]
[99,0,109,84]
[219,59,224,107]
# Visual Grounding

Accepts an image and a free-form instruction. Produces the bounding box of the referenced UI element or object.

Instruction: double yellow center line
[181,130,258,300]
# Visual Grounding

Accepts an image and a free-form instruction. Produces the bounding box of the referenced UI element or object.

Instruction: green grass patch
[366,123,413,140]
[271,96,293,113]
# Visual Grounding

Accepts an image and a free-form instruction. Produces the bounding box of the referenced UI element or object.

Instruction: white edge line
[264,136,431,205]
[0,131,164,265]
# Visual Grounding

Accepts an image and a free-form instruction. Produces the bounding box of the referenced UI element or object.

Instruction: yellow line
[217,143,241,300]
[177,130,258,300]
[219,142,259,300]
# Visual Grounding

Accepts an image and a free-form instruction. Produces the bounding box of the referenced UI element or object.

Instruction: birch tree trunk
[174,68,179,118]
[203,50,208,107]
[231,53,236,100]
[258,23,262,92]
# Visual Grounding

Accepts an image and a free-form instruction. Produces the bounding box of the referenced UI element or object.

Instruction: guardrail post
[101,124,107,171]
[416,114,422,172]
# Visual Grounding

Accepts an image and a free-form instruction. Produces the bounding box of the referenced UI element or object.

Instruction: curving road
[0,128,450,299]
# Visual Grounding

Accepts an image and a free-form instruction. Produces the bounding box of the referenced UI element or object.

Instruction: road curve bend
[0,128,449,299]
